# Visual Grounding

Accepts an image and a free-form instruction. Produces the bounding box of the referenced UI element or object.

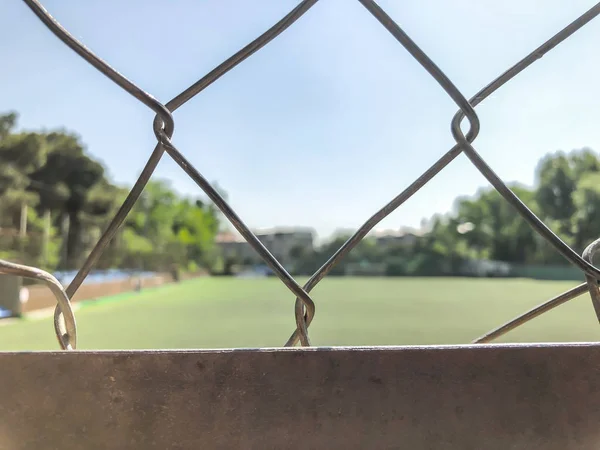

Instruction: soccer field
[0,277,598,351]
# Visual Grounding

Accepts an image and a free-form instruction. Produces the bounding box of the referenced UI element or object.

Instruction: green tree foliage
[29,132,110,267]
[535,152,576,225]
[0,111,221,272]
[119,180,220,271]
[572,172,600,253]
[418,149,600,270]
[454,186,539,263]
[4,110,600,277]
[291,148,600,276]
[0,120,46,228]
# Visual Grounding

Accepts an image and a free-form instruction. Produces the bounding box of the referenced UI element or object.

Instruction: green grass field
[0,277,598,351]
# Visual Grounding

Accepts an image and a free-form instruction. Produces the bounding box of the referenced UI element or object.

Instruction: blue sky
[2,0,600,238]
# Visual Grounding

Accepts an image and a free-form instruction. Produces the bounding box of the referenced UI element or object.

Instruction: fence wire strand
[6,0,600,349]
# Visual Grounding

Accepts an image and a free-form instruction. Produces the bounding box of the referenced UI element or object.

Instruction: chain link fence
[4,0,600,350]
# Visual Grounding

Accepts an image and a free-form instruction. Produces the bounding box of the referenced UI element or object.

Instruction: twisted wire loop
[23,0,318,347]
[0,260,76,349]
[286,1,600,346]
[16,0,600,348]
[67,0,319,300]
[286,0,481,346]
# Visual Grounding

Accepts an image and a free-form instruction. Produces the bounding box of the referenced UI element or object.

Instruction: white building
[371,227,421,248]
[216,227,315,268]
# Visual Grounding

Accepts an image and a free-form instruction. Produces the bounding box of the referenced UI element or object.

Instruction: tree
[0,112,17,140]
[535,152,576,229]
[570,148,600,178]
[0,113,55,266]
[452,186,538,264]
[532,148,600,259]
[171,196,219,267]
[572,172,600,253]
[121,180,220,271]
[0,111,224,272]
[0,116,47,229]
[29,132,109,268]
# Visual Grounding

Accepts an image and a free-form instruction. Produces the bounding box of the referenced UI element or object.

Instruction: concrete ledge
[0,343,599,449]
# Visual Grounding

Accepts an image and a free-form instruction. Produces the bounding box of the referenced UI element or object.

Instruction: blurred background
[1,0,600,350]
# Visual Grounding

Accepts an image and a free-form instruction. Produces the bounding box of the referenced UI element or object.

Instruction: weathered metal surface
[1,344,600,449]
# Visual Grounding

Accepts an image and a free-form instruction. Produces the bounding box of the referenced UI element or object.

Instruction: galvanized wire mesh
[5,0,600,349]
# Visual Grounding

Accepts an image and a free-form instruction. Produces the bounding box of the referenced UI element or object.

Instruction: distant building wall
[375,233,417,248]
[216,228,315,268]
